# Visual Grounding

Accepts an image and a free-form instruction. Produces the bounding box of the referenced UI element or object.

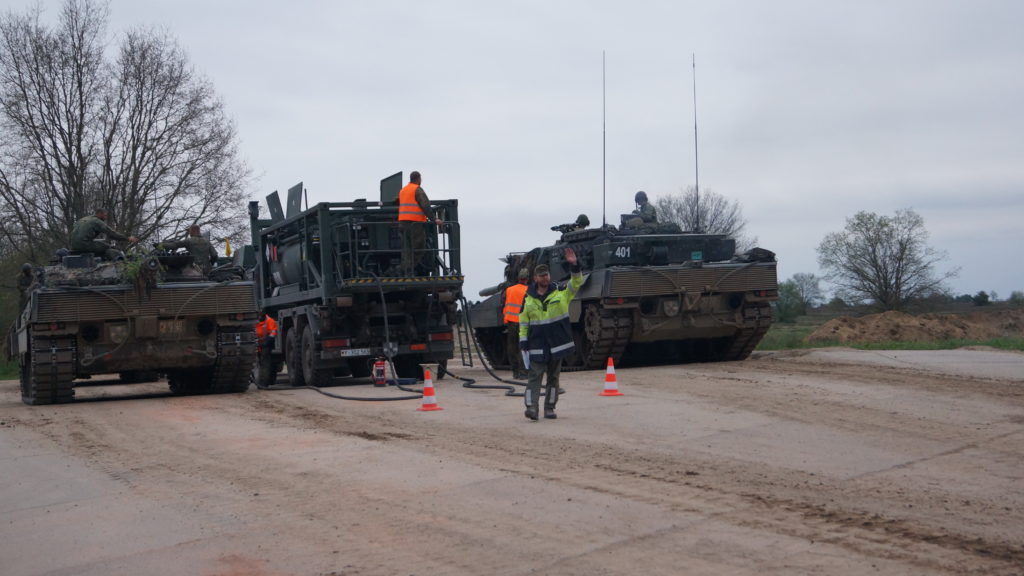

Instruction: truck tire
[285,328,306,387]
[301,325,332,387]
[253,354,280,388]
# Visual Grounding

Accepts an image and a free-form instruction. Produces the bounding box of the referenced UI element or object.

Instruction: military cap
[533,264,549,276]
[518,268,529,280]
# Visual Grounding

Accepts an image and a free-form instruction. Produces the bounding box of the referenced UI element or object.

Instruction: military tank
[8,249,258,405]
[470,216,779,370]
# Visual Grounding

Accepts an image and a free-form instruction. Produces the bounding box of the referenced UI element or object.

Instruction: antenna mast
[602,50,607,229]
[692,53,701,233]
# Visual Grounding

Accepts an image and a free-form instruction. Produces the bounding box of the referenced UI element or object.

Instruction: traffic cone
[600,357,624,396]
[417,369,444,411]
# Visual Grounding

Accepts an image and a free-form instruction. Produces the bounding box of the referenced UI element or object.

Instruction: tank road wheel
[285,327,306,387]
[301,325,332,387]
[472,327,508,370]
[565,305,632,371]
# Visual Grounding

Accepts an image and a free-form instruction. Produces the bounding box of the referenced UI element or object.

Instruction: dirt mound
[806,308,1024,344]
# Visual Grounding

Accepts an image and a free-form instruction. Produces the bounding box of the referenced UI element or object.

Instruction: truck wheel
[301,325,332,387]
[253,354,278,388]
[285,328,306,387]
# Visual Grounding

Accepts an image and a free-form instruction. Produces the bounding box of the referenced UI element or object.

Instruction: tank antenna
[692,53,701,233]
[602,50,607,229]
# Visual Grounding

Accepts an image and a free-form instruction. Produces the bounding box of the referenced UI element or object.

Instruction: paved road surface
[1,348,1022,575]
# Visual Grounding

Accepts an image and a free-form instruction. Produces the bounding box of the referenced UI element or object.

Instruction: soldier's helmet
[635,190,648,203]
[21,262,32,272]
[575,214,590,228]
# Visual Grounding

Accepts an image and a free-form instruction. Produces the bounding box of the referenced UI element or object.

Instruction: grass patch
[756,324,819,350]
[847,338,1024,351]
[0,359,18,379]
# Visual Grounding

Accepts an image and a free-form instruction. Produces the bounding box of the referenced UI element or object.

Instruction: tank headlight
[663,300,680,317]
[108,323,129,344]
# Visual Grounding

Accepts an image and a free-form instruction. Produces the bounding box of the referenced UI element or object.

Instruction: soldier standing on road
[159,224,218,276]
[397,171,443,276]
[70,208,138,261]
[518,247,586,421]
[503,267,530,380]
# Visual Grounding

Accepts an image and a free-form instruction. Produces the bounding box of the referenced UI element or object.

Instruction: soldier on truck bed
[397,171,443,276]
[70,208,138,261]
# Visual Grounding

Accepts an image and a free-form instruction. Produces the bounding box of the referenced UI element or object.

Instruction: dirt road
[2,348,1022,575]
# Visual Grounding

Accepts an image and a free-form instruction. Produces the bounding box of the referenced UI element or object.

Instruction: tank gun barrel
[479,284,502,298]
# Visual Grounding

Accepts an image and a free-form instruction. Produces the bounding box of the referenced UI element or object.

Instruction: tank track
[168,329,256,395]
[208,328,257,393]
[21,333,77,405]
[720,303,773,361]
[564,306,633,372]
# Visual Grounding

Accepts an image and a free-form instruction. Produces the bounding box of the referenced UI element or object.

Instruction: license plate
[337,347,371,357]
[160,319,184,336]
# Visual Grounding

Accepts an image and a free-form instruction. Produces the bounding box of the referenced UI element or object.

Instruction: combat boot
[524,407,538,421]
[544,406,557,419]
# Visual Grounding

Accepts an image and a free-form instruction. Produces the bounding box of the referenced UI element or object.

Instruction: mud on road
[1,348,1023,575]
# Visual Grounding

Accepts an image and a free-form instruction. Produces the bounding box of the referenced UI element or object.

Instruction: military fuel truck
[248,173,463,387]
[9,251,258,405]
[470,217,778,370]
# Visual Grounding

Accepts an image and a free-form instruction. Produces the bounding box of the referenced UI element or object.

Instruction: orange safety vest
[503,283,528,324]
[256,316,278,342]
[398,183,428,222]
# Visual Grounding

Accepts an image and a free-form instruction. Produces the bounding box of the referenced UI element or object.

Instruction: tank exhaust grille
[35,284,256,322]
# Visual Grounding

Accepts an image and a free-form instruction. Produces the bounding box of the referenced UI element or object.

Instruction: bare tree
[654,186,758,251]
[791,272,824,309]
[0,0,249,263]
[816,208,959,311]
[0,0,107,259]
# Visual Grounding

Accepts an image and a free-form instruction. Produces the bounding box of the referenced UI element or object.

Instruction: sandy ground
[1,348,1023,576]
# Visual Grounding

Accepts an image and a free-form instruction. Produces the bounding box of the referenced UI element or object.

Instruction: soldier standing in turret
[624,191,657,230]
[159,224,218,276]
[70,208,138,260]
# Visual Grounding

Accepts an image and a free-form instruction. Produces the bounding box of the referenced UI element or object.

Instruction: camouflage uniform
[70,215,131,260]
[17,268,34,310]
[161,235,218,276]
[399,186,436,276]
[625,201,658,231]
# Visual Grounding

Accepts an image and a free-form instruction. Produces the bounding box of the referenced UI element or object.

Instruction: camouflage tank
[8,250,258,405]
[470,216,779,370]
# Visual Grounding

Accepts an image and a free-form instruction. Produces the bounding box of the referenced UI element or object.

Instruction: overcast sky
[87,0,1024,299]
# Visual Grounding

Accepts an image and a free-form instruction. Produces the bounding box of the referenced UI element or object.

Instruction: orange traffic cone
[417,369,444,411]
[600,357,624,396]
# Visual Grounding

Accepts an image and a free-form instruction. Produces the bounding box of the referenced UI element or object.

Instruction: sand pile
[805,308,1024,344]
